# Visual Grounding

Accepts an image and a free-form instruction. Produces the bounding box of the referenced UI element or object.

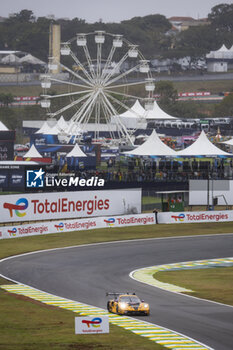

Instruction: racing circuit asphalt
[0,233,233,350]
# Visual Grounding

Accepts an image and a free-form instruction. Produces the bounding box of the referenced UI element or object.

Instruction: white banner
[0,189,141,223]
[102,213,155,228]
[75,316,109,334]
[0,213,156,239]
[189,180,231,205]
[158,210,233,224]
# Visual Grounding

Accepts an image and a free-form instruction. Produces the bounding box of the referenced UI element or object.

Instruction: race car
[106,292,150,316]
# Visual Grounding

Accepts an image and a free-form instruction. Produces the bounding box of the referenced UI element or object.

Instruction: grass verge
[0,279,164,350]
[155,266,233,306]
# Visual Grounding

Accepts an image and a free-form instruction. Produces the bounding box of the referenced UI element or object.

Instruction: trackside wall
[0,213,156,239]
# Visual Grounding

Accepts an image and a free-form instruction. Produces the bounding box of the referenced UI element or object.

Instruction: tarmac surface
[0,233,233,350]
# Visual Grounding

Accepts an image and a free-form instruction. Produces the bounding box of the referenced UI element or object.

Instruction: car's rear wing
[106,292,135,298]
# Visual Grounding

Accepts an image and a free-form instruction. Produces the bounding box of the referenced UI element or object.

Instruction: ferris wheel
[40,31,155,145]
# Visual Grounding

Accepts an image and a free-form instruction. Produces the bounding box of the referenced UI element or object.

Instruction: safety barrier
[0,213,155,239]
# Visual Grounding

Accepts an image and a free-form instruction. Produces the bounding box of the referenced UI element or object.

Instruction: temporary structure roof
[0,121,9,131]
[19,54,45,65]
[145,101,177,120]
[44,124,60,135]
[35,121,51,134]
[177,131,232,156]
[66,143,87,157]
[206,44,233,59]
[1,53,20,63]
[216,44,228,52]
[111,100,147,130]
[120,100,145,118]
[57,116,68,130]
[124,129,177,156]
[23,144,42,158]
[220,138,233,146]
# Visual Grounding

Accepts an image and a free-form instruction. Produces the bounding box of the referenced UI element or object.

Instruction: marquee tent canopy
[145,101,177,120]
[1,53,20,63]
[23,144,42,158]
[176,131,232,157]
[35,121,51,134]
[111,100,147,130]
[44,124,60,135]
[19,54,45,65]
[57,116,68,131]
[206,44,233,59]
[220,138,233,146]
[124,129,177,156]
[120,100,146,118]
[66,143,87,157]
[0,121,9,131]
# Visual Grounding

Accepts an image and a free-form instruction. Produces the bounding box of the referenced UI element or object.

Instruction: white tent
[1,54,20,63]
[216,44,228,52]
[111,100,147,129]
[19,54,45,65]
[145,101,177,120]
[124,130,177,156]
[35,121,51,134]
[177,131,232,156]
[57,116,68,131]
[0,121,9,131]
[66,144,87,157]
[220,138,233,146]
[206,44,233,59]
[44,124,60,135]
[23,144,42,158]
[120,100,145,118]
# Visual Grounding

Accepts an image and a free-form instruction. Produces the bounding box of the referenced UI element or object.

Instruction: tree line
[0,4,233,63]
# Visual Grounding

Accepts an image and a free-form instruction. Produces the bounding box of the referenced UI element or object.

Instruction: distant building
[168,16,209,32]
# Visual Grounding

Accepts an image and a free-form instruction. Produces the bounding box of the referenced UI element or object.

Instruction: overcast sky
[1,0,233,23]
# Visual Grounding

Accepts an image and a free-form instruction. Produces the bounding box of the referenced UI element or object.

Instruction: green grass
[0,279,164,350]
[173,80,233,94]
[155,267,233,306]
[142,196,161,205]
[0,79,232,96]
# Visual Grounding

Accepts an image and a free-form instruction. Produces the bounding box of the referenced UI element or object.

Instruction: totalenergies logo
[54,222,64,231]
[171,213,185,222]
[3,198,29,218]
[82,317,102,328]
[8,227,17,236]
[104,218,115,227]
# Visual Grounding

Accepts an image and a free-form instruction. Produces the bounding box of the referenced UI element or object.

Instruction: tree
[155,81,178,102]
[214,93,233,117]
[9,9,35,23]
[208,4,233,32]
[0,93,14,107]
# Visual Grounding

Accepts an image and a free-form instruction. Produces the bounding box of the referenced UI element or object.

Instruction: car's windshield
[119,296,140,303]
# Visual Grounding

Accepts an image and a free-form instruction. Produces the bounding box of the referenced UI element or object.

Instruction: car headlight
[143,303,149,308]
[119,302,127,309]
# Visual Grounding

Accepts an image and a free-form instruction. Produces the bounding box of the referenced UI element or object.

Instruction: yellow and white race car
[106,292,150,316]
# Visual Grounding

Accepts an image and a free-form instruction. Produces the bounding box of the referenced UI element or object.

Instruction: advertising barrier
[158,210,233,224]
[0,189,141,224]
[0,213,156,240]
